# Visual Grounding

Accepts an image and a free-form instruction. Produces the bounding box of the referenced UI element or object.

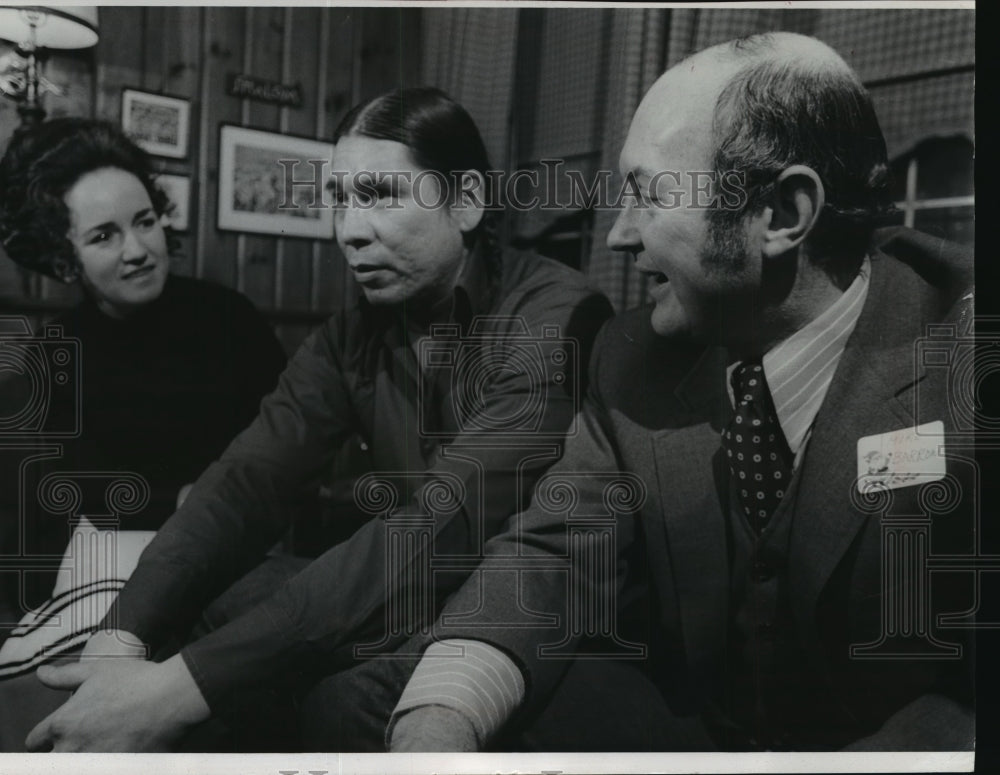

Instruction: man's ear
[760,165,825,258]
[450,170,486,233]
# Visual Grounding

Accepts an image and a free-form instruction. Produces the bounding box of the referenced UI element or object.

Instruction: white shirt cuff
[387,638,526,748]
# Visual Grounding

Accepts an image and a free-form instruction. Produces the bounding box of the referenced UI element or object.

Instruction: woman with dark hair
[0,117,287,518]
[15,89,611,753]
[0,118,286,749]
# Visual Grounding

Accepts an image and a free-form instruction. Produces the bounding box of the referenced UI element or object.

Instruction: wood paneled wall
[0,6,422,353]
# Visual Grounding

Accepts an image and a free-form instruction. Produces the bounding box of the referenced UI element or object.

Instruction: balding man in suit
[380,31,975,752]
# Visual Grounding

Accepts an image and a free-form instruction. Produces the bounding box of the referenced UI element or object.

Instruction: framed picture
[120,88,191,159]
[156,174,191,232]
[217,124,334,240]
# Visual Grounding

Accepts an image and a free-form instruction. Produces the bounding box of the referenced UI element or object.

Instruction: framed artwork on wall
[120,88,191,159]
[217,124,333,240]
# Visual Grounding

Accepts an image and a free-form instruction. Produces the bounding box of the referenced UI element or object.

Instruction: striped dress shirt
[737,255,871,461]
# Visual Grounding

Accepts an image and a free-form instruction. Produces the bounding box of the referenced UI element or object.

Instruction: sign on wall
[226,73,303,108]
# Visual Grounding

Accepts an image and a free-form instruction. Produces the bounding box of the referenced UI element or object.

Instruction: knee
[299,659,413,752]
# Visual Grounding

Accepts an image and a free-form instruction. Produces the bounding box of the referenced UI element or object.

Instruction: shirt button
[753,562,773,582]
[359,440,369,451]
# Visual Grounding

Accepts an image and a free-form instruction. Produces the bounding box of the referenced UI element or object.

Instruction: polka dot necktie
[721,361,793,533]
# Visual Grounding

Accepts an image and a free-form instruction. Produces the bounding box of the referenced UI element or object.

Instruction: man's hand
[80,628,148,660]
[389,706,479,752]
[24,654,210,752]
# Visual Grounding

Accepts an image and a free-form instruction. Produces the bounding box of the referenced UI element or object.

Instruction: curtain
[586,9,668,313]
[421,8,520,172]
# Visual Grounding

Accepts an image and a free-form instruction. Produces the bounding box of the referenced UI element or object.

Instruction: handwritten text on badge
[856,421,946,493]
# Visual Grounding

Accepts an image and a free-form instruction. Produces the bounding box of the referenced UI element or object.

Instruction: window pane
[915,137,974,200]
[887,157,910,203]
[888,137,975,204]
[913,205,974,245]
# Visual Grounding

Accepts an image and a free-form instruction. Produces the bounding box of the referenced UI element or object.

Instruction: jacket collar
[786,244,931,637]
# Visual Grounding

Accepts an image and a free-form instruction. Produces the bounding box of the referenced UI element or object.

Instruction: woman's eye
[88,230,113,245]
[137,217,157,231]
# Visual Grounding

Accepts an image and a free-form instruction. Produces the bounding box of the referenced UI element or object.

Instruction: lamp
[0,6,98,126]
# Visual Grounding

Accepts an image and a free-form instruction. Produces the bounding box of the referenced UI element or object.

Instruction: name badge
[856,421,946,493]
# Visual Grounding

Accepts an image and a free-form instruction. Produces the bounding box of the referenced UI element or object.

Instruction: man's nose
[606,205,637,252]
[337,202,375,248]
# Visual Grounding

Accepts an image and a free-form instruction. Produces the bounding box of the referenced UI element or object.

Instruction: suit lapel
[649,346,732,685]
[788,253,927,636]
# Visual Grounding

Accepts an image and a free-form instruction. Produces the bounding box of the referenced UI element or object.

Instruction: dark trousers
[180,552,313,752]
[191,553,718,752]
[299,654,717,752]
[0,556,717,753]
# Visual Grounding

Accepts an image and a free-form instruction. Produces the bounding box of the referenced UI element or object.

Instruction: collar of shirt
[727,255,871,461]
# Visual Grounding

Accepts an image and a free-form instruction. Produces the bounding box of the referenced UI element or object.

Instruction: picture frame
[155,173,191,232]
[120,88,191,159]
[217,124,334,240]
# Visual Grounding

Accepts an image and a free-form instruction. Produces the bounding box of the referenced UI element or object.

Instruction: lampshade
[0,6,98,49]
